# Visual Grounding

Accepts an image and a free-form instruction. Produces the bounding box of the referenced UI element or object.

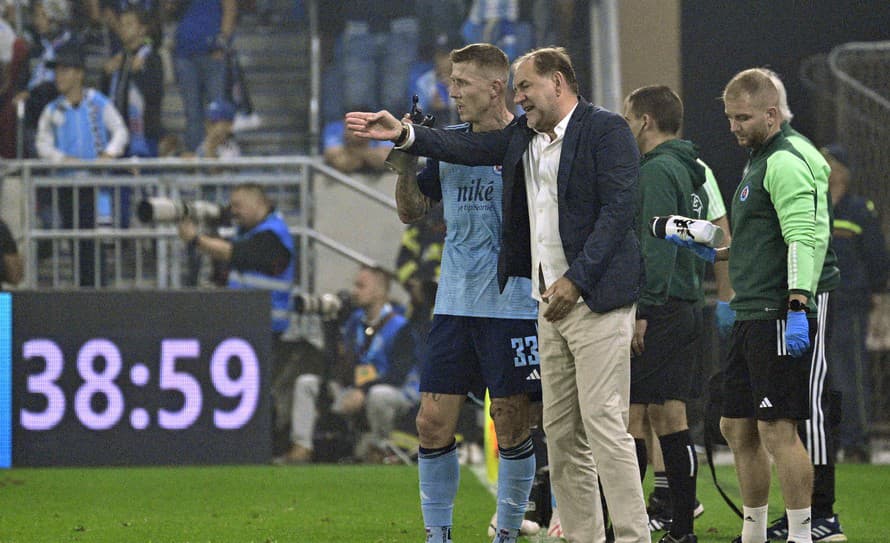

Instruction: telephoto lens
[649,215,724,247]
[137,198,224,224]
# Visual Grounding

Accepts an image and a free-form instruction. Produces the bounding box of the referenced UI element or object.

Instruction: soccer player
[394,43,540,543]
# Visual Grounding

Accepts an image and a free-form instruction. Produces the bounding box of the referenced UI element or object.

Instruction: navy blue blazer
[409,98,644,313]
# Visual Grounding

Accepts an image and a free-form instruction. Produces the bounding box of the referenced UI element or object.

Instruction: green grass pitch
[0,463,887,542]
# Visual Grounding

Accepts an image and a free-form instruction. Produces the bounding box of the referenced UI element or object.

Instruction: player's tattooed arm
[396,166,431,223]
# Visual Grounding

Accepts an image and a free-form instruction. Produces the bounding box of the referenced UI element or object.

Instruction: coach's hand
[345,110,402,141]
[785,310,810,357]
[665,234,716,263]
[715,300,736,339]
[542,276,580,322]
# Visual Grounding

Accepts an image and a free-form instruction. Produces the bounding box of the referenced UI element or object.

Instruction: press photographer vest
[228,212,295,333]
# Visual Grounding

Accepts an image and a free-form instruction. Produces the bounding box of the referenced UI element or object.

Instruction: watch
[788,299,809,312]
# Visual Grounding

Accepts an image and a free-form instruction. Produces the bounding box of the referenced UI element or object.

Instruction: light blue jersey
[417,124,537,319]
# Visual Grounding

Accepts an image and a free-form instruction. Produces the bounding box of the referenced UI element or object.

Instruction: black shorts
[722,317,816,421]
[630,299,701,404]
[420,315,542,400]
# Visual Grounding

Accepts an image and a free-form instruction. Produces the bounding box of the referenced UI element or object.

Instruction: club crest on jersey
[691,193,704,218]
[740,184,750,202]
[493,165,503,175]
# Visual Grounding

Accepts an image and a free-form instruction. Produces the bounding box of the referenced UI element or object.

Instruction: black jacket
[409,98,643,313]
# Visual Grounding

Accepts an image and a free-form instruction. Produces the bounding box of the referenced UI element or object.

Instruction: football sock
[787,507,813,543]
[741,504,768,543]
[495,436,535,542]
[660,429,698,536]
[653,471,670,499]
[419,441,459,541]
[812,464,835,519]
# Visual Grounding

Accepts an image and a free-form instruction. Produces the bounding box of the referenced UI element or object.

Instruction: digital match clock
[5,290,272,467]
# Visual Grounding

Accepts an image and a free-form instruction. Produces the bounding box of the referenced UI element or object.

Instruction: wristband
[393,123,409,146]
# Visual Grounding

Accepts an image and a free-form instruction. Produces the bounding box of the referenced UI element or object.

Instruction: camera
[650,215,725,248]
[293,290,352,321]
[137,197,231,224]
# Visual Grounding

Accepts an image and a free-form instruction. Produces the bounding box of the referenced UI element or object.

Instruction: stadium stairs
[161,3,310,156]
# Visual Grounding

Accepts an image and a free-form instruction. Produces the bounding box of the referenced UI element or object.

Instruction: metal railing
[802,41,890,238]
[800,42,890,437]
[4,156,396,292]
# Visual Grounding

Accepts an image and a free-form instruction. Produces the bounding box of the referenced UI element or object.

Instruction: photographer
[176,182,295,333]
[278,265,416,464]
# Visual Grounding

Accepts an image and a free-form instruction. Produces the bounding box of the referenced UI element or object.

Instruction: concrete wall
[311,171,408,304]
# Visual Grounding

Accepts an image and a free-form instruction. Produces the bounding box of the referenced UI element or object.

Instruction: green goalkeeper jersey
[729,131,826,320]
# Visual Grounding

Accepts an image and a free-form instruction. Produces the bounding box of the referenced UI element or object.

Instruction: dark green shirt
[729,131,824,320]
[637,139,709,316]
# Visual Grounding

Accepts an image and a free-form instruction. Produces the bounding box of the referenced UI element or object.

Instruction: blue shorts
[420,315,541,400]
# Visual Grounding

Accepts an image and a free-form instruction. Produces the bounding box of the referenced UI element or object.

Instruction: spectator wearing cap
[196,99,240,159]
[822,143,890,463]
[36,44,128,161]
[35,42,128,286]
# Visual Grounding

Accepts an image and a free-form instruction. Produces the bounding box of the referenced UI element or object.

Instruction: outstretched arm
[345,111,404,142]
[348,110,511,166]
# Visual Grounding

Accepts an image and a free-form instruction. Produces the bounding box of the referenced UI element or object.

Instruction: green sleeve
[700,161,727,221]
[763,151,817,296]
[638,160,679,311]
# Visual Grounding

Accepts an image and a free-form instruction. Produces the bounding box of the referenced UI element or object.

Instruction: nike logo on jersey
[456,178,495,202]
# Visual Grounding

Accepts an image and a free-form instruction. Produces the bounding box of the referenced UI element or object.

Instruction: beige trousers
[538,300,649,543]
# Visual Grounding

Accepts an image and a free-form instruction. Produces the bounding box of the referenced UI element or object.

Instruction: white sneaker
[487,512,542,538]
[232,112,262,132]
[547,508,564,538]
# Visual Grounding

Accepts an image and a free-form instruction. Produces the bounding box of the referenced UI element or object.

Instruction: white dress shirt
[524,104,579,302]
